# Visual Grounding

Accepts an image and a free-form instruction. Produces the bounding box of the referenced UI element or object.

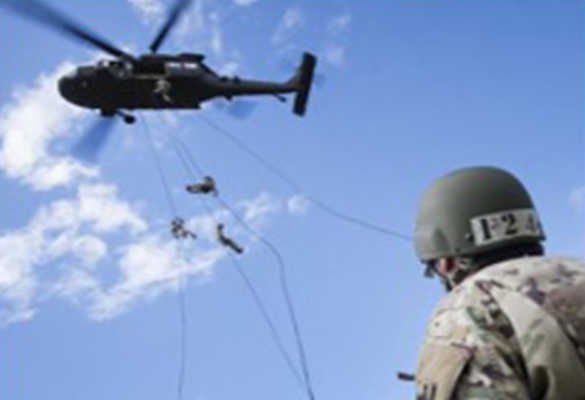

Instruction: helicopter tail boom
[290,52,317,116]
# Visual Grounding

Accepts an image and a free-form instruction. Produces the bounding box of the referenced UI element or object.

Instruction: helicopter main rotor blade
[149,0,193,53]
[0,0,134,60]
[72,116,117,163]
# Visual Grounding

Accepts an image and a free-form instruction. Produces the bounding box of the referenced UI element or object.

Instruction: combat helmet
[415,166,545,266]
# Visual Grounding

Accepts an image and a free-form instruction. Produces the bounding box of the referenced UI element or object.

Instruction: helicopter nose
[58,77,75,101]
[58,76,88,107]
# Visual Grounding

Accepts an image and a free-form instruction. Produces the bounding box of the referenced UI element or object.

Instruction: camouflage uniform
[416,256,585,400]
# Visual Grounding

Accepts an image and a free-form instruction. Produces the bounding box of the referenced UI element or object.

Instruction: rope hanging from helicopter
[140,113,317,400]
[140,108,416,400]
[168,127,317,399]
[139,114,190,400]
[141,115,180,219]
[196,115,413,242]
[168,114,418,398]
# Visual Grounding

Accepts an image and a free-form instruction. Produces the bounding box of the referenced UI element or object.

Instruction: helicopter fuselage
[58,53,299,115]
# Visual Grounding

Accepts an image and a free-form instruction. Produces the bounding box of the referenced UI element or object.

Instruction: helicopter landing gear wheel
[107,110,136,125]
[123,114,136,124]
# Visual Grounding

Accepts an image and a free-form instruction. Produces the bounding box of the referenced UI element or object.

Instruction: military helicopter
[3,0,317,125]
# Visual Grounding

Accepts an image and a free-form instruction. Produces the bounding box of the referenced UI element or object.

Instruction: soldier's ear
[437,258,456,276]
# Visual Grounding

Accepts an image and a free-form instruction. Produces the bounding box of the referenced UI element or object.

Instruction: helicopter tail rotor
[290,52,317,117]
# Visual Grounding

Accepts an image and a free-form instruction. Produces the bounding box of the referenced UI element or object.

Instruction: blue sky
[0,1,583,399]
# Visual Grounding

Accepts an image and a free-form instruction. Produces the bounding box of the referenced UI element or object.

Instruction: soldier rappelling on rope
[186,176,218,196]
[170,217,197,240]
[217,223,244,254]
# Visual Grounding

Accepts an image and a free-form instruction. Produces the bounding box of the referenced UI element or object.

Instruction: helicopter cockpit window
[99,60,131,78]
[165,62,198,70]
[167,62,183,70]
[166,61,199,76]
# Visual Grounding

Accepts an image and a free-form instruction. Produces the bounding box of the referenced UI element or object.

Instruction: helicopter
[3,0,317,125]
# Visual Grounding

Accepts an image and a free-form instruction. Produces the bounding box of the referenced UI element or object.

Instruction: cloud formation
[0,182,146,324]
[272,7,305,46]
[0,62,96,191]
[287,195,310,215]
[323,11,352,67]
[127,0,165,24]
[0,176,290,324]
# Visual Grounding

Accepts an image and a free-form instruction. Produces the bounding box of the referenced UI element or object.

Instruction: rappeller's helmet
[415,167,545,277]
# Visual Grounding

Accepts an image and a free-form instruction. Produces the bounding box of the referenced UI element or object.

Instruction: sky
[0,0,583,399]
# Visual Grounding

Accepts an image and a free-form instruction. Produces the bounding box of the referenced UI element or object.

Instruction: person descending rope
[217,223,244,254]
[171,218,197,240]
[186,175,218,196]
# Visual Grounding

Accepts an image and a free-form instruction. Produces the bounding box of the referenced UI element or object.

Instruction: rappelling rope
[215,195,317,400]
[176,246,188,400]
[168,130,316,400]
[140,114,179,219]
[169,131,309,390]
[139,114,188,400]
[197,114,413,242]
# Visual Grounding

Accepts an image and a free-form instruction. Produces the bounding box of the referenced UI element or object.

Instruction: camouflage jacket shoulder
[416,256,585,400]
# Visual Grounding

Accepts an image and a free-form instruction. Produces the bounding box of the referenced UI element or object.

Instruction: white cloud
[325,46,346,67]
[76,190,281,320]
[127,0,165,24]
[239,192,281,229]
[0,232,39,324]
[570,186,585,214]
[0,174,286,324]
[187,209,229,241]
[32,184,147,235]
[0,182,149,325]
[282,8,304,30]
[90,236,222,319]
[287,195,310,214]
[232,0,258,6]
[0,62,97,190]
[272,7,305,46]
[209,12,224,56]
[322,11,353,68]
[328,12,352,34]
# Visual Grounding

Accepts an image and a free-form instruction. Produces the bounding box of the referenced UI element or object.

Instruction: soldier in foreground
[414,166,585,400]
